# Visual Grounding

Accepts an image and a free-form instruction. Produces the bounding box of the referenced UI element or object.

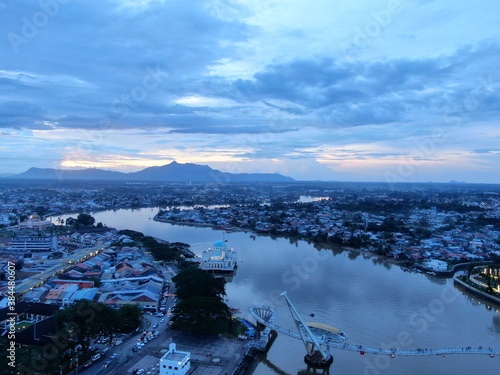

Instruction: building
[9,235,56,252]
[159,343,190,375]
[199,240,237,272]
[17,214,52,231]
[422,259,448,272]
[98,279,162,311]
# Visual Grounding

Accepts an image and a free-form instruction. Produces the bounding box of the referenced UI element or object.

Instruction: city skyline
[1,0,500,183]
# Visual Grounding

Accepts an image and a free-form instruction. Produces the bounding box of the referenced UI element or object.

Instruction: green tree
[117,304,143,333]
[171,266,231,334]
[171,296,231,333]
[55,300,114,356]
[65,217,76,227]
[77,213,95,227]
[173,267,226,301]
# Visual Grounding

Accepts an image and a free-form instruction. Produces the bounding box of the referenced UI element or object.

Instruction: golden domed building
[17,213,53,231]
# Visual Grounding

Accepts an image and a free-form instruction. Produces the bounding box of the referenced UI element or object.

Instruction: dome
[29,213,41,220]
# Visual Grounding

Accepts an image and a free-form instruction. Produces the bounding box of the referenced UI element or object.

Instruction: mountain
[11,162,295,183]
[14,167,125,181]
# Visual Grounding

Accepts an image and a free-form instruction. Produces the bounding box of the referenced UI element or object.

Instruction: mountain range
[9,161,295,183]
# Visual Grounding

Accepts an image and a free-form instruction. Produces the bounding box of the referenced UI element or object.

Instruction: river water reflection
[54,208,500,374]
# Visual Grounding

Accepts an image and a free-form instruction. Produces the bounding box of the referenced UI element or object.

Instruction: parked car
[91,353,101,362]
[110,353,117,359]
[115,340,123,346]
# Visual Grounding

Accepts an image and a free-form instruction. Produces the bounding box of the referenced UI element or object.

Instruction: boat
[199,240,237,273]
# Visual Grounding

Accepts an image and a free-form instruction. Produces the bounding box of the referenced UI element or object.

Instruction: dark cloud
[0,1,499,139]
[0,101,46,128]
[0,0,250,129]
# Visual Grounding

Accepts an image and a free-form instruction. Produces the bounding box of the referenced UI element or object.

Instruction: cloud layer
[0,0,499,182]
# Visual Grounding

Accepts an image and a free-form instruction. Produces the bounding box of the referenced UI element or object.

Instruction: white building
[9,235,56,252]
[422,259,448,272]
[199,240,237,272]
[17,214,52,231]
[159,343,190,375]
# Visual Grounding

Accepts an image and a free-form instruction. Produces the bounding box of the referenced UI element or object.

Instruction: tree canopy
[55,300,143,356]
[171,266,231,334]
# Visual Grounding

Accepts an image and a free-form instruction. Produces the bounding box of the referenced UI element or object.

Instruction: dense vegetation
[170,264,232,334]
[117,229,187,262]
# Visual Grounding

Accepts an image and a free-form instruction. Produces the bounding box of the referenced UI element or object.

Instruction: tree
[171,296,231,333]
[173,267,226,302]
[117,304,143,333]
[330,233,343,246]
[76,213,95,227]
[171,266,231,334]
[65,217,76,227]
[55,300,115,356]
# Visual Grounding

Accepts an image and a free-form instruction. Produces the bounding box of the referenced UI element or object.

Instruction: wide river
[53,208,500,375]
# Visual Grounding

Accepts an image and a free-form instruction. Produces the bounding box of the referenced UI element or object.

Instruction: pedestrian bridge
[248,299,500,361]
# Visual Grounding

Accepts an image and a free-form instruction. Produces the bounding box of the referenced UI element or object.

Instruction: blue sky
[1,0,499,182]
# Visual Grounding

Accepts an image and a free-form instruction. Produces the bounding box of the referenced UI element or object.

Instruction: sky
[1,0,499,183]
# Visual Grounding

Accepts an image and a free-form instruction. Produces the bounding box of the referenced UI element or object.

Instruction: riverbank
[153,215,413,271]
[453,276,500,307]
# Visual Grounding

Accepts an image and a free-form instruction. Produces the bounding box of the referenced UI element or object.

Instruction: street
[75,264,177,375]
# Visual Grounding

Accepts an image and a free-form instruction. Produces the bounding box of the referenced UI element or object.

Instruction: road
[16,245,106,295]
[77,264,177,375]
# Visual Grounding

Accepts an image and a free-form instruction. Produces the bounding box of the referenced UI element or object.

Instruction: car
[103,361,111,368]
[136,369,145,375]
[132,347,138,352]
[160,318,164,323]
[115,340,123,346]
[153,323,158,329]
[91,353,101,362]
[83,361,93,368]
[110,353,117,359]
[101,347,110,355]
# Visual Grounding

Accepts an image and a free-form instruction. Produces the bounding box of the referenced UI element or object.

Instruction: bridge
[248,292,500,368]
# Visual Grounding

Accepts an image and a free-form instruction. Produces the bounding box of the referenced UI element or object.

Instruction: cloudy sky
[1,0,499,182]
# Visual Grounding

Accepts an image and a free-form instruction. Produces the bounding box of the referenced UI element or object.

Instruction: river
[52,208,500,375]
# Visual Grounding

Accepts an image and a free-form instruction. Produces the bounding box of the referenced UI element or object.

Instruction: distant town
[0,178,500,373]
[3,179,500,264]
